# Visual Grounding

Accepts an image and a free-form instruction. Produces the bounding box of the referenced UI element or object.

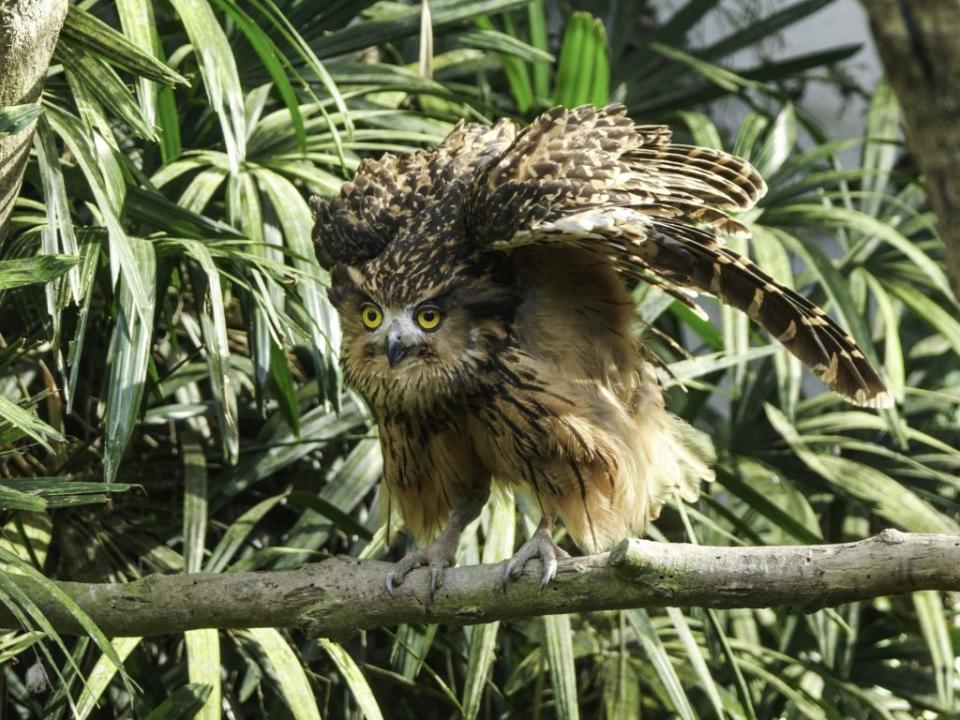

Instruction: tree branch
[861,0,960,300]
[4,530,958,639]
[0,0,67,239]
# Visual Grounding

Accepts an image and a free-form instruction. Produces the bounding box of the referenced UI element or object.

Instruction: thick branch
[0,0,67,239]
[3,530,957,638]
[861,0,960,299]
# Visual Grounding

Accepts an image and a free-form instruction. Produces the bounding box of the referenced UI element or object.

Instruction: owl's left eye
[415,305,442,331]
[360,303,383,330]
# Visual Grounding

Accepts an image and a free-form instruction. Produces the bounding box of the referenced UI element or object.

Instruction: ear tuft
[327,263,358,310]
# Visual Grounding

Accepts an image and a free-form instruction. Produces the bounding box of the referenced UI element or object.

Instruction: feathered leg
[385,485,489,599]
[501,514,570,591]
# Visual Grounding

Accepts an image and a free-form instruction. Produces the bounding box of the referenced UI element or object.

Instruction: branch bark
[2,530,958,639]
[0,0,67,240]
[861,0,960,300]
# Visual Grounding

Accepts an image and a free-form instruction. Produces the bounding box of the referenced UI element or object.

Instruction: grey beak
[386,322,411,367]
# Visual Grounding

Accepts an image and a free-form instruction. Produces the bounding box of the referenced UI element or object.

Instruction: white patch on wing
[547,208,651,236]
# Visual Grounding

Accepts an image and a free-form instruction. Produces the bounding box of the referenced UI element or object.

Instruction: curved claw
[501,532,570,593]
[383,549,428,597]
[428,563,447,602]
[538,555,558,591]
[384,542,456,599]
[500,558,519,594]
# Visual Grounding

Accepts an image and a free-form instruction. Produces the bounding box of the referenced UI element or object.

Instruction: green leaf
[649,42,754,94]
[269,338,300,437]
[766,405,960,534]
[186,629,221,720]
[0,395,64,452]
[206,494,286,573]
[312,0,530,59]
[0,546,136,702]
[666,607,725,720]
[544,613,581,720]
[286,491,372,540]
[55,39,156,140]
[602,642,640,720]
[0,478,137,509]
[0,255,78,291]
[476,17,534,113]
[277,437,382,569]
[553,12,610,107]
[144,684,213,720]
[44,105,154,324]
[0,104,41,135]
[527,0,550,102]
[764,204,954,300]
[863,272,905,402]
[319,639,385,720]
[75,637,142,720]
[167,0,247,172]
[754,103,797,176]
[913,591,957,713]
[673,111,723,150]
[889,281,960,360]
[181,431,208,574]
[207,0,307,152]
[33,116,81,303]
[553,12,590,106]
[254,168,341,401]
[116,0,162,129]
[60,5,187,85]
[861,79,901,219]
[0,485,46,513]
[627,610,697,720]
[179,239,239,464]
[461,488,515,719]
[102,238,156,483]
[221,395,366,497]
[701,0,834,62]
[239,628,321,720]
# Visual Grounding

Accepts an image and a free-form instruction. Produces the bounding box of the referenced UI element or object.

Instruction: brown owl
[310,104,890,596]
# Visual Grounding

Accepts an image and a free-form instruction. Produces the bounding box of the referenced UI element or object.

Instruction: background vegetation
[0,0,958,717]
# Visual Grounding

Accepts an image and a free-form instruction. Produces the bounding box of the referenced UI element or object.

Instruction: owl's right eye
[360,303,383,330]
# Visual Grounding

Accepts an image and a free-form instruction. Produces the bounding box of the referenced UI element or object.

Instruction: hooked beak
[386,322,412,367]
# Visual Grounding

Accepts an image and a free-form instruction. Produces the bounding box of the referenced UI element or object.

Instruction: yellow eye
[415,306,442,331]
[360,303,383,330]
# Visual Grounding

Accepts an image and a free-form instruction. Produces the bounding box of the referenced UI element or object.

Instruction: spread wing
[466,104,891,408]
[310,119,517,267]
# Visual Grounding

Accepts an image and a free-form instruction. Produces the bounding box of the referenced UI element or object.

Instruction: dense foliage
[0,0,958,717]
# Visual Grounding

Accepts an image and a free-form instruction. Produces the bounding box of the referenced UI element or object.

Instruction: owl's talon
[385,538,457,599]
[428,563,447,601]
[501,527,569,592]
[539,557,558,591]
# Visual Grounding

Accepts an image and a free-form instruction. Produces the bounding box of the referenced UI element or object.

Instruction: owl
[311,104,890,596]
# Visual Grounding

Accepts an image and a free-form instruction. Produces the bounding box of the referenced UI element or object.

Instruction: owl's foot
[501,524,570,592]
[385,534,458,600]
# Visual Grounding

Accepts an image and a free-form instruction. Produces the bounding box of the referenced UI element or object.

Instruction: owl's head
[327,259,516,411]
